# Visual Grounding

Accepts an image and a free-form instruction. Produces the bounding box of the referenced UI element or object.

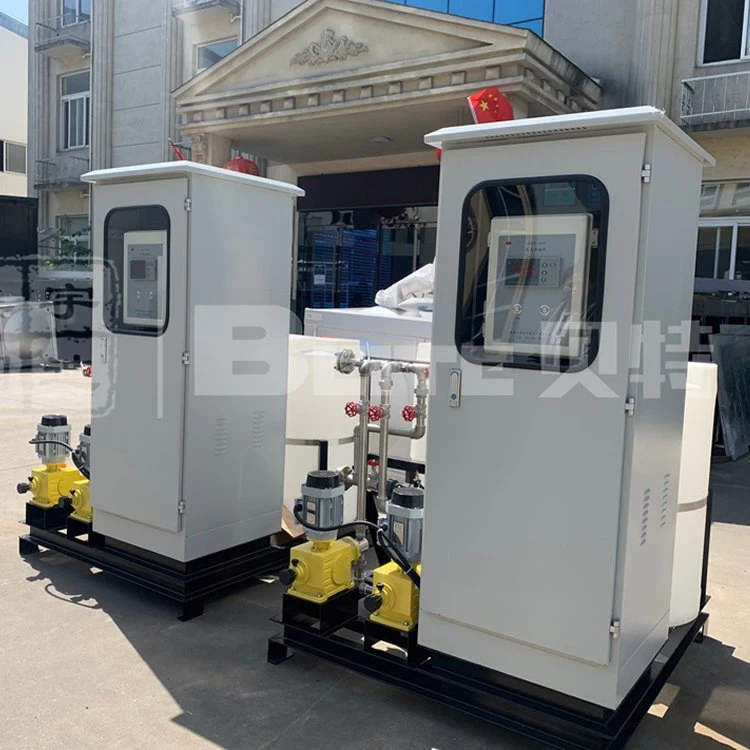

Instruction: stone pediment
[176,0,529,98]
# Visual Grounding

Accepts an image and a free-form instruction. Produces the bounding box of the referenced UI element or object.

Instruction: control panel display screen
[504,255,561,287]
[485,215,591,360]
[123,231,168,328]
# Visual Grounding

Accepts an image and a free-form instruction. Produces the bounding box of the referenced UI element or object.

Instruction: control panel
[123,230,168,328]
[485,215,591,359]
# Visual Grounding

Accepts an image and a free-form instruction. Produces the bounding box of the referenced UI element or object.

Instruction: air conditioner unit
[0,300,58,369]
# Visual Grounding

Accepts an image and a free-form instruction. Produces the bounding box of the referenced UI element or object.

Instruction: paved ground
[0,370,749,750]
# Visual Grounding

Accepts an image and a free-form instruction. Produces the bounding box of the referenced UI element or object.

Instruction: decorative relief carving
[291,28,367,66]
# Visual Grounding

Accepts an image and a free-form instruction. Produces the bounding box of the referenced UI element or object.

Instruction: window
[456,177,608,372]
[703,0,749,63]
[45,214,91,270]
[61,0,91,26]
[104,206,171,336]
[695,223,750,279]
[387,0,543,34]
[61,71,90,150]
[195,38,238,74]
[0,141,26,174]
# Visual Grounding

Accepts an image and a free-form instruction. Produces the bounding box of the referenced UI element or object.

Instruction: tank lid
[391,485,424,509]
[305,470,341,490]
[41,414,67,427]
[83,424,91,436]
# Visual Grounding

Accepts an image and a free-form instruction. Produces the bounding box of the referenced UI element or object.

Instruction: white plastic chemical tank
[285,335,361,522]
[670,361,718,627]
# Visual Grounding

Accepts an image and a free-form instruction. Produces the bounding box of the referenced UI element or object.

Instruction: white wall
[0,23,28,196]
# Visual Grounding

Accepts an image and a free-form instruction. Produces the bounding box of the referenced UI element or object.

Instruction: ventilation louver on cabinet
[641,488,650,546]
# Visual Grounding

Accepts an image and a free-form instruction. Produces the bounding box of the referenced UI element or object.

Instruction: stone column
[90,0,114,170]
[628,0,679,114]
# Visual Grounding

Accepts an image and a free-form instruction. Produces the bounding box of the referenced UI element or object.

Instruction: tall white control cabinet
[83,162,303,562]
[420,108,714,708]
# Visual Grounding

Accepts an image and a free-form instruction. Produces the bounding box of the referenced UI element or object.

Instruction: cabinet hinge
[184,197,192,212]
[625,397,635,416]
[609,619,621,639]
[178,500,186,515]
[181,352,190,365]
[641,164,652,183]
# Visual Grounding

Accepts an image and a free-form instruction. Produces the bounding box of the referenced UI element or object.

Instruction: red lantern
[223,156,260,175]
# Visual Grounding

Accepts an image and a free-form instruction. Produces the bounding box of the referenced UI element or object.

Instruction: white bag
[375,263,434,311]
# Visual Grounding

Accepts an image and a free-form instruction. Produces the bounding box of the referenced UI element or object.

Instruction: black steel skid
[19,523,289,621]
[269,590,708,750]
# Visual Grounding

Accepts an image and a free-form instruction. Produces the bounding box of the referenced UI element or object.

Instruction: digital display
[130,260,146,280]
[504,254,561,287]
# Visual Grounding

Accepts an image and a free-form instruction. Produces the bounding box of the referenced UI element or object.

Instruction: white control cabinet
[419,108,713,708]
[83,162,303,562]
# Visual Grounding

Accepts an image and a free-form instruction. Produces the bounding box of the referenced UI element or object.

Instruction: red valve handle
[402,405,417,422]
[344,401,360,418]
[368,458,380,467]
[83,365,92,378]
[367,405,383,422]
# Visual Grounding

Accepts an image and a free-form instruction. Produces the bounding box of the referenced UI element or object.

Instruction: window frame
[696,218,750,280]
[60,71,91,151]
[194,37,239,75]
[0,140,27,175]
[103,205,172,338]
[699,0,750,66]
[454,175,610,374]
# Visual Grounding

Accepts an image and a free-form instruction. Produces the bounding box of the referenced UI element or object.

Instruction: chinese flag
[467,87,514,124]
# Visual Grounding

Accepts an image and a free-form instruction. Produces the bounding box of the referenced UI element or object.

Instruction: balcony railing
[681,71,750,128]
[35,13,91,57]
[34,154,90,190]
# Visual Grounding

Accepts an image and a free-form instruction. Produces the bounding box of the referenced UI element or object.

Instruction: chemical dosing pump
[17,415,92,525]
[278,349,428,633]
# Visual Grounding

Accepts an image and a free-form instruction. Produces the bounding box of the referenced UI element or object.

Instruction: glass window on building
[702,0,749,63]
[61,0,91,26]
[195,38,239,74]
[0,142,26,175]
[695,182,750,283]
[48,215,91,270]
[390,0,543,34]
[60,71,90,150]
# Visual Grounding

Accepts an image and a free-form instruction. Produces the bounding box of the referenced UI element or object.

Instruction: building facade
[28,0,596,354]
[0,12,28,197]
[545,0,750,294]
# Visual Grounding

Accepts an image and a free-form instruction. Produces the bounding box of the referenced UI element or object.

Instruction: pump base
[24,502,71,530]
[19,524,288,621]
[269,604,707,750]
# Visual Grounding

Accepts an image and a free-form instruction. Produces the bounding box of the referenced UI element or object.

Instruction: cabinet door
[91,179,188,533]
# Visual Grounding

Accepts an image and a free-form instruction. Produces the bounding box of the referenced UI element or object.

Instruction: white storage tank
[285,335,361,522]
[670,362,718,627]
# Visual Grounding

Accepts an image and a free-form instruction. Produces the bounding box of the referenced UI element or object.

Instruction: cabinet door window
[703,0,750,63]
[61,72,90,150]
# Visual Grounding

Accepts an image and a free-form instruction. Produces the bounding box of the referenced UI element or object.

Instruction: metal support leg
[267,636,293,665]
[178,599,205,622]
[19,535,40,556]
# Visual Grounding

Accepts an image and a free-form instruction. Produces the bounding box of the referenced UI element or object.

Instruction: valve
[344,401,361,418]
[82,365,92,378]
[402,405,417,423]
[368,458,380,467]
[367,405,383,422]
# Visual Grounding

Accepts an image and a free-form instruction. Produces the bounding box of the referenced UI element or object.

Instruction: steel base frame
[269,593,708,750]
[19,523,289,621]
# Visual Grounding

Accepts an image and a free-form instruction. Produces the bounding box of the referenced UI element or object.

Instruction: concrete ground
[0,370,749,750]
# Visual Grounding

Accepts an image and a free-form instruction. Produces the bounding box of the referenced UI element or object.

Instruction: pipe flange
[335,349,358,374]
